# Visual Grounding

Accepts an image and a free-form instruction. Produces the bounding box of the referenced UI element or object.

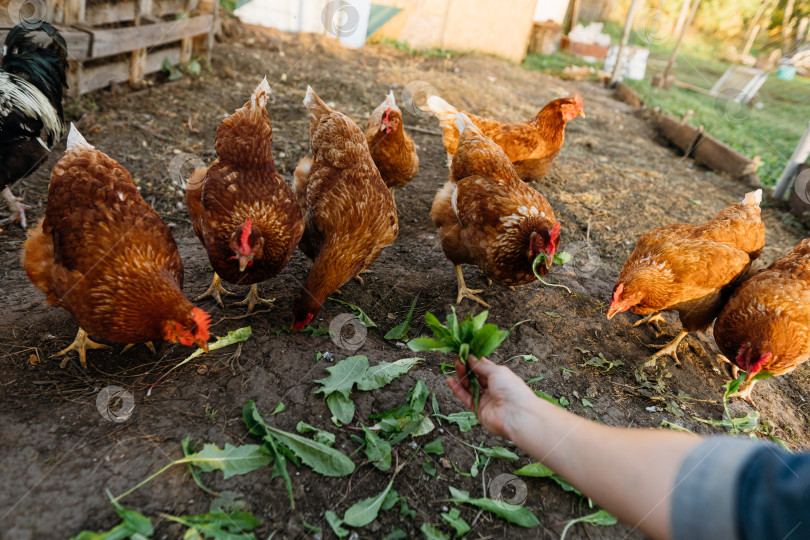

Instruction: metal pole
[610,0,644,86]
[774,121,810,200]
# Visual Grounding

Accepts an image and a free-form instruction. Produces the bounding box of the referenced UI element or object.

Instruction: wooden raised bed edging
[613,83,762,187]
[0,0,219,98]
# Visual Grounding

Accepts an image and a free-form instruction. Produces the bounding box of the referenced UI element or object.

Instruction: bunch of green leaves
[242,400,354,508]
[408,309,519,410]
[314,355,421,425]
[532,251,572,293]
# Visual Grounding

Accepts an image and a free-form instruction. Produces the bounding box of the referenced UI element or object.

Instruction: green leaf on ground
[72,498,154,540]
[385,295,419,340]
[422,460,437,476]
[448,486,539,528]
[315,356,370,399]
[296,421,336,447]
[559,509,617,540]
[420,523,449,539]
[357,358,421,391]
[343,477,395,527]
[364,426,393,471]
[327,392,355,426]
[325,510,349,538]
[441,507,470,536]
[431,412,479,432]
[162,510,260,539]
[329,298,378,328]
[423,439,444,455]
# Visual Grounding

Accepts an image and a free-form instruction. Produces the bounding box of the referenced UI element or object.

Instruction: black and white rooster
[0,22,68,229]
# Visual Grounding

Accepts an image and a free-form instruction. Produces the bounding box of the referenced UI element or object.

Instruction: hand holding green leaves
[408,309,518,409]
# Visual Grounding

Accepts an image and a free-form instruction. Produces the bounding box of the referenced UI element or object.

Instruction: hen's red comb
[240,217,253,252]
[612,283,624,303]
[573,94,583,111]
[192,307,211,341]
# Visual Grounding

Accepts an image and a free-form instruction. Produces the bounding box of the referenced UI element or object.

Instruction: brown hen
[23,125,210,368]
[291,86,398,331]
[607,190,765,364]
[430,113,561,307]
[187,78,304,313]
[364,91,419,205]
[713,239,810,404]
[426,94,584,181]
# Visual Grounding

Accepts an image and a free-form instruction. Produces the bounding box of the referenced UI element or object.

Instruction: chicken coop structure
[0,0,219,97]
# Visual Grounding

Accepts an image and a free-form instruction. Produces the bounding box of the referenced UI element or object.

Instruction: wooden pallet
[0,0,218,97]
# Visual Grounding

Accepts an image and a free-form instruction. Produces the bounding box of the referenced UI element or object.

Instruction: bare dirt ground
[1,22,808,539]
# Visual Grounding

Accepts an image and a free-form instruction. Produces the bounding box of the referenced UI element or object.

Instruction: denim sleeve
[671,436,810,540]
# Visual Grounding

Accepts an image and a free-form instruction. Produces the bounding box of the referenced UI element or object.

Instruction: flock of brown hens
[19,75,810,405]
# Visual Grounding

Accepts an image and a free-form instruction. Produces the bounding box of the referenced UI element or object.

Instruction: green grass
[522,26,810,186]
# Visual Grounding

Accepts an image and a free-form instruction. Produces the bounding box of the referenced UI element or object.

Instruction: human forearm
[506,395,701,540]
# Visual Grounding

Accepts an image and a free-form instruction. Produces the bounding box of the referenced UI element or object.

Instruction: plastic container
[777,65,797,81]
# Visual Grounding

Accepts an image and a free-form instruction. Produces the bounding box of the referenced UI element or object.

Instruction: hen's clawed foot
[634,312,666,334]
[648,330,689,366]
[234,283,275,314]
[1,187,31,229]
[353,269,372,285]
[54,328,110,368]
[195,273,235,307]
[729,379,757,407]
[454,265,489,307]
[122,341,156,354]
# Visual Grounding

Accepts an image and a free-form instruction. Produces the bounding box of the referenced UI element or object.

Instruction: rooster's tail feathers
[743,189,762,207]
[66,123,93,151]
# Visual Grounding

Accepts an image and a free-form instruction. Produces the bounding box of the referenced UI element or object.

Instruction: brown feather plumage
[714,239,810,378]
[365,92,419,191]
[187,79,304,288]
[610,190,765,332]
[23,127,209,350]
[430,114,560,287]
[428,95,583,181]
[292,87,398,328]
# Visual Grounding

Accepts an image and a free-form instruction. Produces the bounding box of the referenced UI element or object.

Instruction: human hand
[446,355,538,440]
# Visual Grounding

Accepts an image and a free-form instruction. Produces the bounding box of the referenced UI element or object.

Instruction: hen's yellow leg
[54,328,110,368]
[353,269,372,285]
[194,273,235,307]
[455,265,489,307]
[234,284,275,314]
[649,330,689,365]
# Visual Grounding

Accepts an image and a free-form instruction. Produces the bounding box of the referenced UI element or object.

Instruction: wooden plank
[84,0,188,25]
[0,27,91,61]
[692,134,754,178]
[658,114,702,155]
[79,45,181,94]
[63,0,85,24]
[89,14,213,58]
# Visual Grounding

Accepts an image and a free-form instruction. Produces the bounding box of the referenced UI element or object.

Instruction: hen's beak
[606,304,620,320]
[238,255,251,272]
[197,339,210,353]
[542,253,554,272]
[290,320,299,334]
[578,110,586,118]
